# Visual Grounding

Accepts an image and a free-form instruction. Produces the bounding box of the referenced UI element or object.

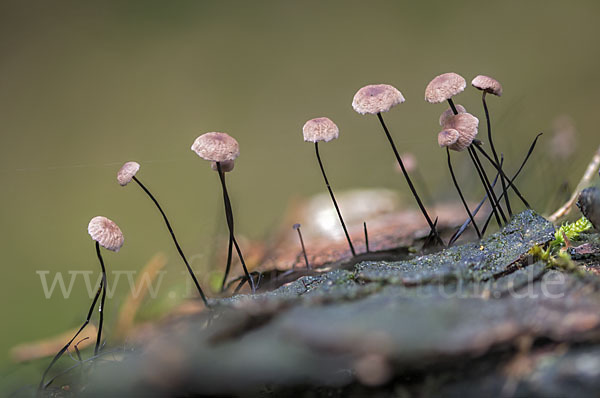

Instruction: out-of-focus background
[1,0,599,391]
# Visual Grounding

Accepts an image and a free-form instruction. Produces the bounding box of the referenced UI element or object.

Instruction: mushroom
[438,126,481,239]
[426,73,506,228]
[87,216,123,354]
[471,75,512,216]
[191,132,256,293]
[352,84,442,246]
[40,216,124,390]
[303,117,355,256]
[292,223,310,270]
[117,161,208,306]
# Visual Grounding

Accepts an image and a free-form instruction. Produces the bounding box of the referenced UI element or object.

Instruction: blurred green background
[1,0,599,391]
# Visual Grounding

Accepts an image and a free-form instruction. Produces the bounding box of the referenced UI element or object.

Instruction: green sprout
[529,216,592,273]
[550,216,593,250]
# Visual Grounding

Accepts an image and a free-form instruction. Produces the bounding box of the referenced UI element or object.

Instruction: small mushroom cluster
[298,73,533,253]
[41,71,539,391]
[424,72,531,242]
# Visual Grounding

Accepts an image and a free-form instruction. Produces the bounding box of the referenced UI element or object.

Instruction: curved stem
[472,143,531,208]
[220,235,233,292]
[133,176,208,306]
[376,113,442,245]
[314,142,356,256]
[449,157,502,245]
[217,172,234,291]
[480,134,542,233]
[295,227,310,270]
[447,148,481,239]
[482,92,512,217]
[39,270,104,390]
[216,162,256,293]
[471,147,507,223]
[468,146,503,228]
[94,242,106,355]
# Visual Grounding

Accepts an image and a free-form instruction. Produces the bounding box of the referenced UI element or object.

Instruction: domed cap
[442,113,479,151]
[210,159,235,173]
[302,117,339,143]
[438,104,467,126]
[471,75,502,96]
[425,73,466,103]
[117,161,140,186]
[438,129,460,148]
[88,216,124,252]
[191,132,240,162]
[352,84,405,115]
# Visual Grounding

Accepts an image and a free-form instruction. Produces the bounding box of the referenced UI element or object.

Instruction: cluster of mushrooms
[40,72,536,390]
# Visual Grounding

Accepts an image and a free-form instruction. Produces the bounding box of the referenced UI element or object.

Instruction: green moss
[550,216,593,250]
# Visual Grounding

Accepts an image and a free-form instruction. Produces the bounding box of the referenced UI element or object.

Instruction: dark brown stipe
[447,147,481,240]
[216,162,256,293]
[94,241,107,355]
[472,142,531,209]
[481,91,512,216]
[220,236,233,292]
[132,176,209,306]
[293,223,310,270]
[314,142,356,256]
[447,97,504,227]
[471,146,507,223]
[39,256,104,390]
[468,146,504,227]
[233,272,263,294]
[364,221,370,253]
[376,112,443,246]
[447,98,459,115]
[449,159,501,245]
[480,134,541,234]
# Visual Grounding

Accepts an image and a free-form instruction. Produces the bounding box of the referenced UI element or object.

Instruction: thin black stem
[133,176,208,306]
[42,347,121,390]
[472,143,531,208]
[376,113,443,245]
[482,92,512,217]
[218,172,235,291]
[314,142,356,256]
[294,226,310,270]
[94,242,106,356]
[447,148,481,239]
[447,98,459,115]
[480,134,542,234]
[471,147,507,223]
[468,146,503,228]
[39,274,104,390]
[216,162,256,293]
[449,158,502,245]
[364,221,370,253]
[220,235,233,292]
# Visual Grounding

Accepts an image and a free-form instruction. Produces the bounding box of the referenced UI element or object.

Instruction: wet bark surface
[43,211,600,397]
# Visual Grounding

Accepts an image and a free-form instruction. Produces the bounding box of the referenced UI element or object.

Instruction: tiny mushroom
[352,83,442,246]
[471,74,511,216]
[351,84,405,115]
[425,72,466,106]
[303,117,355,257]
[441,113,479,152]
[117,161,209,306]
[40,215,125,390]
[191,132,256,293]
[471,75,503,97]
[117,161,140,187]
